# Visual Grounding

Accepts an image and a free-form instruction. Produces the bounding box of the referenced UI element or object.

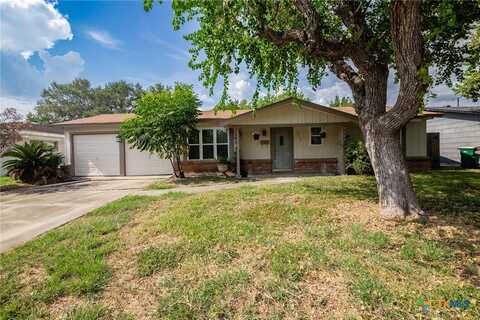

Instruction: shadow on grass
[302,171,479,225]
[302,170,480,287]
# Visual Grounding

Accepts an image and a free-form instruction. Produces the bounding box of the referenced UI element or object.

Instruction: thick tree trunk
[361,122,425,219]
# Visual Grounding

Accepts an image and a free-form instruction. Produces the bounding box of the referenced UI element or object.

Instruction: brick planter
[294,158,337,174]
[180,160,218,173]
[240,159,272,174]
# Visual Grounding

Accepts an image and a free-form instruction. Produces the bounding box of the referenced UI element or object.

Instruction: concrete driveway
[0,177,163,252]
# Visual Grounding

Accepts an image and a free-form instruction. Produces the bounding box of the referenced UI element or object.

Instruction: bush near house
[1,141,64,184]
[344,138,374,175]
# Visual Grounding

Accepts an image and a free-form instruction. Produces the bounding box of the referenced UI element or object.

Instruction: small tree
[0,108,25,153]
[119,83,200,178]
[329,96,353,108]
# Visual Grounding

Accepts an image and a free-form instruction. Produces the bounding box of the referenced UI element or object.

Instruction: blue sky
[1,0,478,115]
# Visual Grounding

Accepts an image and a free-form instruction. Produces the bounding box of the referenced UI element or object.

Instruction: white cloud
[141,33,189,61]
[228,73,252,101]
[0,0,84,114]
[86,30,122,49]
[39,50,85,82]
[1,51,85,112]
[0,0,72,56]
[303,81,352,106]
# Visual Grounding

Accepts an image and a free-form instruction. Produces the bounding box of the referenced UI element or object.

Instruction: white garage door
[74,134,120,176]
[125,143,172,175]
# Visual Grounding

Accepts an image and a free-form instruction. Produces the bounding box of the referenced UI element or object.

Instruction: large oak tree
[145,0,479,219]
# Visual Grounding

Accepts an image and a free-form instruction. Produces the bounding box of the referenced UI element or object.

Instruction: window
[216,128,228,159]
[202,129,214,159]
[188,129,200,160]
[187,128,229,160]
[310,127,324,145]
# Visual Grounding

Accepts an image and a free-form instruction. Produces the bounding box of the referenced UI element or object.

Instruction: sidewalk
[136,176,304,196]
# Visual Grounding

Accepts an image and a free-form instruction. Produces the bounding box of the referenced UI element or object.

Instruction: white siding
[228,102,352,126]
[406,120,427,158]
[293,126,342,159]
[239,127,270,160]
[427,113,480,164]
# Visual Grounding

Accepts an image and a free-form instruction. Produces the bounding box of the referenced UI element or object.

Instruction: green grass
[144,181,176,190]
[137,244,184,276]
[0,176,24,191]
[63,305,107,320]
[0,176,16,186]
[1,170,479,319]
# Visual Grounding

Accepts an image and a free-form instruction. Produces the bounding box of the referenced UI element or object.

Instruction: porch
[231,124,346,176]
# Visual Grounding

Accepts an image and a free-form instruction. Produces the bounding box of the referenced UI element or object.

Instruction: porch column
[338,127,346,175]
[235,128,241,178]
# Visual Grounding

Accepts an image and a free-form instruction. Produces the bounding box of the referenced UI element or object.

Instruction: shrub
[1,141,64,183]
[344,138,373,175]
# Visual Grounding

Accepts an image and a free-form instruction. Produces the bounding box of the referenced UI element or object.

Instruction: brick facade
[180,160,218,173]
[240,159,272,174]
[406,157,432,172]
[294,158,338,174]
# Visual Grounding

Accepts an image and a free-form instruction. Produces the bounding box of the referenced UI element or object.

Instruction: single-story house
[426,106,480,165]
[0,124,64,175]
[55,98,442,177]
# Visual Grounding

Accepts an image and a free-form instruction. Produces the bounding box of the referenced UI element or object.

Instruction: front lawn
[0,176,17,186]
[0,176,24,191]
[1,170,479,319]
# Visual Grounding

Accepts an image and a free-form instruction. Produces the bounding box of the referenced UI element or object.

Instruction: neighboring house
[426,106,480,165]
[0,124,65,175]
[56,98,441,177]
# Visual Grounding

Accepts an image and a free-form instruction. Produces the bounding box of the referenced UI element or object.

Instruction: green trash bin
[458,147,479,168]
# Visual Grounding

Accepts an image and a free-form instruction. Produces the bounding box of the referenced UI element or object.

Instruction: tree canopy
[147,0,479,106]
[27,79,146,124]
[329,95,353,108]
[119,83,200,178]
[456,25,480,101]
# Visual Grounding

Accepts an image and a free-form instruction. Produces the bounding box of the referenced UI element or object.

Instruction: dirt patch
[49,296,86,320]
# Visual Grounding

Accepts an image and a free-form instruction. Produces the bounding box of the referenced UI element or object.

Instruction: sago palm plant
[1,141,64,183]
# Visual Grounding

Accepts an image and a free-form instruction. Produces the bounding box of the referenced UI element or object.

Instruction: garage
[125,143,172,175]
[72,134,173,176]
[73,134,120,176]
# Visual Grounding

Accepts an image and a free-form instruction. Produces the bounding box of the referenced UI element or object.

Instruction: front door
[271,127,293,171]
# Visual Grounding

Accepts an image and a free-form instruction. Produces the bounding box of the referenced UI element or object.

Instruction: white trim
[309,126,324,146]
[187,127,229,160]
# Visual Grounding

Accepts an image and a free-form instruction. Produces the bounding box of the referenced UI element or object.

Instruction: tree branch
[379,0,428,130]
[333,0,387,73]
[329,60,365,108]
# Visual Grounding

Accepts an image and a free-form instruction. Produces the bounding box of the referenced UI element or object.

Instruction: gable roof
[55,110,252,126]
[425,106,480,115]
[55,97,442,126]
[335,105,443,119]
[221,97,442,124]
